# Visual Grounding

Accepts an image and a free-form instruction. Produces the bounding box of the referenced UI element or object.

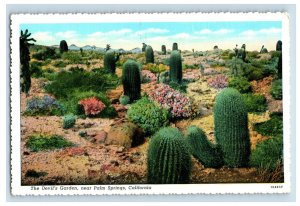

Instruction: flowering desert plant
[141,70,157,82]
[25,95,64,116]
[79,97,106,116]
[148,83,192,119]
[207,74,228,89]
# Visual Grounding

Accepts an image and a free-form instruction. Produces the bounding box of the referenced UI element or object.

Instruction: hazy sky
[20,21,282,51]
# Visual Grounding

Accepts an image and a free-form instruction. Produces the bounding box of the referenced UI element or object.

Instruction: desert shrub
[242,94,267,113]
[30,61,43,78]
[141,70,157,83]
[207,74,228,89]
[79,97,106,117]
[53,60,68,68]
[148,83,192,119]
[45,69,119,99]
[228,76,252,93]
[148,127,191,184]
[254,113,283,137]
[24,95,65,116]
[167,80,188,93]
[61,51,82,64]
[186,126,223,168]
[127,97,169,135]
[119,95,130,105]
[32,47,59,60]
[26,134,74,152]
[270,79,282,100]
[63,114,76,129]
[250,136,283,171]
[62,91,117,118]
[247,51,259,59]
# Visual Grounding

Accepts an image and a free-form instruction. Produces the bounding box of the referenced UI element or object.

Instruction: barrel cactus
[122,60,141,102]
[214,88,250,167]
[172,42,178,51]
[104,50,120,73]
[276,40,282,51]
[59,40,68,53]
[169,50,182,83]
[148,127,191,184]
[142,43,147,52]
[186,126,224,168]
[20,29,36,96]
[145,45,154,64]
[161,45,166,55]
[63,114,76,129]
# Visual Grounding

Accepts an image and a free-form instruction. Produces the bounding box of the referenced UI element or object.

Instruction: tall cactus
[238,44,246,62]
[59,40,68,53]
[186,126,224,168]
[161,45,166,55]
[20,29,36,95]
[145,45,154,64]
[122,60,141,102]
[172,42,178,51]
[148,127,191,184]
[169,50,182,83]
[104,50,120,73]
[214,88,250,167]
[276,40,282,79]
[142,43,147,52]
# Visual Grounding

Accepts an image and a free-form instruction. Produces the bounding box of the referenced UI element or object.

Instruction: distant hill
[66,44,142,54]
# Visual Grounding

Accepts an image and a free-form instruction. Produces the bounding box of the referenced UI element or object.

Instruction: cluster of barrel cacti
[20,29,36,95]
[104,50,120,73]
[147,88,252,183]
[122,60,141,102]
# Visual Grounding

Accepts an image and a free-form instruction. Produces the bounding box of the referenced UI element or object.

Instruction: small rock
[91,131,107,144]
[116,146,125,153]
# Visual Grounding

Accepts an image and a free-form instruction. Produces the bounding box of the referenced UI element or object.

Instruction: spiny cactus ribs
[122,60,141,102]
[148,127,191,184]
[214,88,251,167]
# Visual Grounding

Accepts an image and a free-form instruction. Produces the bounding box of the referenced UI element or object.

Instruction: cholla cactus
[20,29,36,95]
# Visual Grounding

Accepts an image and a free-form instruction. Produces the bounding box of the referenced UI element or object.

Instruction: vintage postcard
[10,12,291,195]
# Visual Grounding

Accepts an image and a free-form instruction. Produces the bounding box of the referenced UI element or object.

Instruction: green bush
[45,69,119,99]
[242,94,267,113]
[61,51,82,64]
[250,136,283,171]
[228,76,252,93]
[270,79,282,100]
[30,61,43,78]
[32,47,59,60]
[26,135,74,152]
[148,127,191,184]
[186,126,223,168]
[62,90,117,118]
[53,60,68,68]
[127,97,169,135]
[63,114,76,129]
[254,113,283,137]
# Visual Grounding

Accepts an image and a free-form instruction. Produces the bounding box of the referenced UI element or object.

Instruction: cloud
[55,31,78,39]
[87,29,132,38]
[241,27,281,37]
[195,28,234,35]
[31,32,56,43]
[134,28,169,36]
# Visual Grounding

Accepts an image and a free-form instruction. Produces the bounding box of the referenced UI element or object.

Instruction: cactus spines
[59,40,68,53]
[122,60,141,102]
[276,40,282,51]
[161,45,166,55]
[186,126,224,168]
[148,127,191,184]
[172,42,178,51]
[214,88,250,167]
[169,50,182,83]
[145,45,154,64]
[20,29,36,95]
[142,43,147,52]
[104,50,120,73]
